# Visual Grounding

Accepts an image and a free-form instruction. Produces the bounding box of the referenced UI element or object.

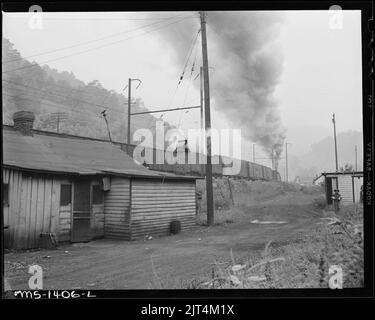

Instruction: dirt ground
[4,190,325,290]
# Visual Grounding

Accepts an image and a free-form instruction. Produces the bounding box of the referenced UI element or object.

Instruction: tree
[340,163,354,172]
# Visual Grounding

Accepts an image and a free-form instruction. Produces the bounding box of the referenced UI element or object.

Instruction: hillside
[288,130,363,182]
[2,38,171,142]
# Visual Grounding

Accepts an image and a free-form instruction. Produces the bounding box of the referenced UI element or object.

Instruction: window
[3,183,9,206]
[92,184,104,205]
[60,184,72,206]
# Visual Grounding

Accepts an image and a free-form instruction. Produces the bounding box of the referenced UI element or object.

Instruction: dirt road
[4,191,324,289]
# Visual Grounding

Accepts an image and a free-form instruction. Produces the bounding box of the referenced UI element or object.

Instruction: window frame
[91,183,104,205]
[60,183,72,207]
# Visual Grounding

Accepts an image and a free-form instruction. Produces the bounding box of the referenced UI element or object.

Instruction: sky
[2,10,363,167]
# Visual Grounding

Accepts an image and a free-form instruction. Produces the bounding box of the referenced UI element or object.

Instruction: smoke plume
[156,11,286,160]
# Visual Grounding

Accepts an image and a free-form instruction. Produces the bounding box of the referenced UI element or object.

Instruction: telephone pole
[127,78,132,145]
[200,66,204,130]
[101,110,112,142]
[355,145,358,171]
[50,112,67,134]
[332,113,339,189]
[285,142,291,182]
[126,78,142,145]
[332,113,339,172]
[200,11,214,226]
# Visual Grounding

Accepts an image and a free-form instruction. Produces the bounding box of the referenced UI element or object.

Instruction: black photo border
[1,0,373,305]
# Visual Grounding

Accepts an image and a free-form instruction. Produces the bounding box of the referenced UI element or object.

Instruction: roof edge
[3,165,201,180]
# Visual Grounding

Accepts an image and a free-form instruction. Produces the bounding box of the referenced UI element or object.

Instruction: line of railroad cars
[147,158,281,181]
[120,144,281,181]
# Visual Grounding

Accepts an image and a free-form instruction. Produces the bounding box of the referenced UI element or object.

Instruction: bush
[313,196,327,209]
[188,205,363,288]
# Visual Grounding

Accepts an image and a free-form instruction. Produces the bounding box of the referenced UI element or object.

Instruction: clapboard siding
[130,179,196,239]
[3,168,62,249]
[92,204,105,238]
[104,177,131,240]
[338,175,354,204]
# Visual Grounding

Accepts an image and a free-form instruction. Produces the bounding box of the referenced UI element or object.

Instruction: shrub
[188,205,363,288]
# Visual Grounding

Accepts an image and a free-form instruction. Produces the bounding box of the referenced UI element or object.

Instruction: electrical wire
[3,13,194,64]
[3,79,124,114]
[182,36,200,107]
[3,83,158,124]
[2,15,196,74]
[167,28,201,108]
[4,79,165,123]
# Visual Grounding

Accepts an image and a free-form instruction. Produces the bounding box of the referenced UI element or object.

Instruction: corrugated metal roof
[3,127,198,180]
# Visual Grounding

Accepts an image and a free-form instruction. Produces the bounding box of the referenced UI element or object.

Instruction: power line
[131,105,200,115]
[167,28,201,109]
[3,79,163,123]
[29,16,194,21]
[182,36,200,107]
[3,13,194,64]
[3,84,162,124]
[3,79,124,114]
[177,37,200,129]
[2,92,96,119]
[177,29,201,87]
[5,14,194,21]
[2,15,196,74]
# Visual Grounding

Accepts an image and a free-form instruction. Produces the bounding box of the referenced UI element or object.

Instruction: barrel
[170,220,181,235]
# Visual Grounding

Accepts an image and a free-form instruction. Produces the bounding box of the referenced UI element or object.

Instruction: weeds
[187,205,363,289]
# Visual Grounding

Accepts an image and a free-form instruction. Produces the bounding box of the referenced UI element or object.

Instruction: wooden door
[353,176,363,203]
[326,177,333,204]
[72,180,91,242]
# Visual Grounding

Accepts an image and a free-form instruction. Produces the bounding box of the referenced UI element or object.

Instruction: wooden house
[322,171,363,205]
[3,111,200,249]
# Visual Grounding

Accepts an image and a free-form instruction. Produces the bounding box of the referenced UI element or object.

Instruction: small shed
[322,171,363,205]
[3,111,200,249]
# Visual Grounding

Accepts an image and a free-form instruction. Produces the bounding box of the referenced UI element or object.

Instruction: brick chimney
[13,111,35,136]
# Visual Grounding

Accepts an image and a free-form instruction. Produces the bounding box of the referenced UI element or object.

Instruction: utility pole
[50,112,67,134]
[200,11,214,226]
[200,66,204,133]
[355,145,358,171]
[126,78,142,145]
[332,113,339,172]
[200,66,205,153]
[101,110,112,142]
[332,113,339,189]
[271,147,274,170]
[285,142,291,182]
[127,78,131,145]
[253,144,255,163]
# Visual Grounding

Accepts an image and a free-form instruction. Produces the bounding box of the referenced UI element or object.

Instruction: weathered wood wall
[130,179,196,239]
[104,177,131,240]
[3,169,106,248]
[3,168,61,249]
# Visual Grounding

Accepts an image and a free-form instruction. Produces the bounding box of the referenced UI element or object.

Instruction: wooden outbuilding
[322,171,363,205]
[3,111,200,249]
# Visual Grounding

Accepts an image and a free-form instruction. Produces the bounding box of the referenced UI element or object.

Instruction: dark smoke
[155,11,286,160]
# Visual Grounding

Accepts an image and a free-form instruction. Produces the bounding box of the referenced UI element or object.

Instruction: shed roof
[322,171,363,177]
[3,126,198,180]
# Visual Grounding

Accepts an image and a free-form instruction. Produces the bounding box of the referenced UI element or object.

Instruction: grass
[196,177,323,226]
[186,204,363,289]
